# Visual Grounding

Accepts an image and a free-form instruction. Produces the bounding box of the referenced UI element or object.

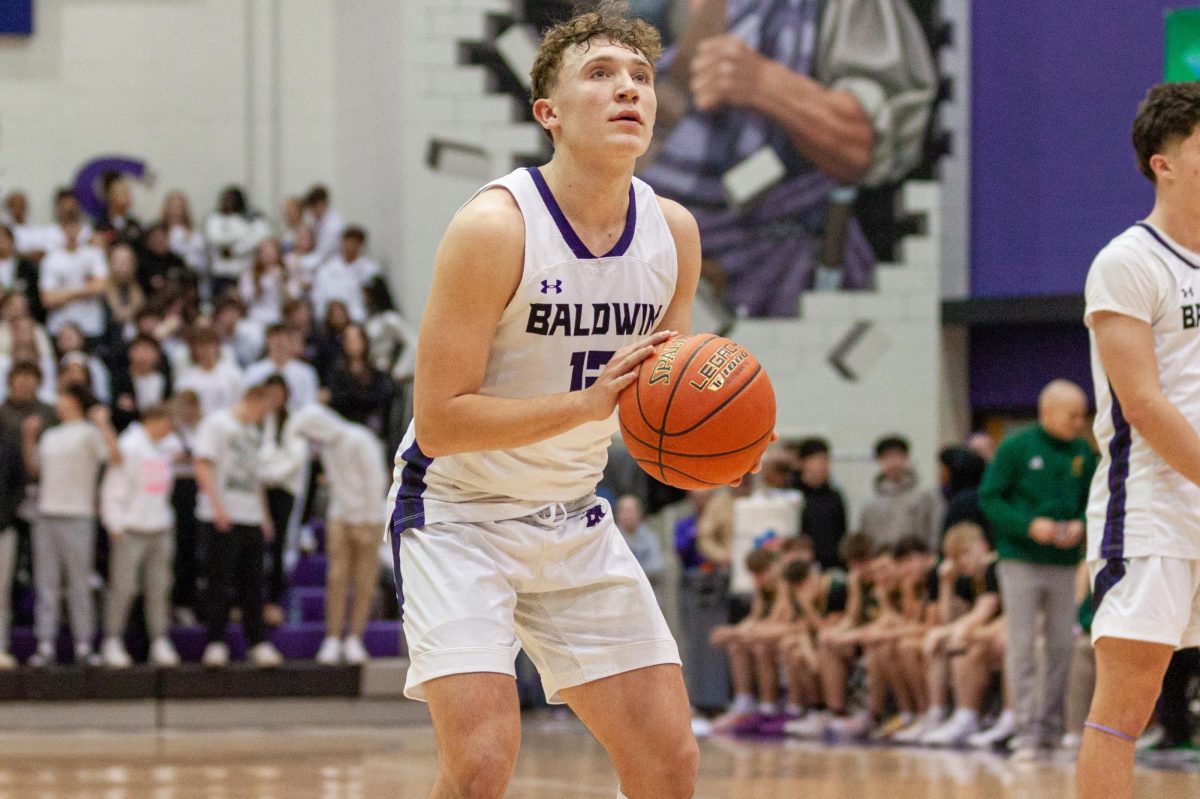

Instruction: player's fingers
[607,344,657,377]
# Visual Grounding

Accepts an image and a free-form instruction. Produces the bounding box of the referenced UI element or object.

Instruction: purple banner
[970,1,1172,298]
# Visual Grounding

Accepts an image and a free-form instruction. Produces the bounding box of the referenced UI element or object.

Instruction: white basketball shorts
[394,495,680,703]
[1090,556,1200,648]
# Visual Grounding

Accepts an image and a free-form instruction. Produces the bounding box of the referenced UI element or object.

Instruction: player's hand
[690,35,773,113]
[214,508,232,534]
[730,433,780,486]
[938,559,958,582]
[1028,517,1057,545]
[580,330,676,422]
[262,517,275,543]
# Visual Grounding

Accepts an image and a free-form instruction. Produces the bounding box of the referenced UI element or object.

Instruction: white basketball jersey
[1085,222,1200,562]
[389,167,678,532]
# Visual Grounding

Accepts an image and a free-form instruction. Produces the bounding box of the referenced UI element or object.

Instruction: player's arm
[655,198,702,336]
[1092,311,1200,486]
[414,190,672,457]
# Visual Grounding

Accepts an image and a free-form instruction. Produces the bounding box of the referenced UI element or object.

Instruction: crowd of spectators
[0,177,416,669]
[649,378,1195,755]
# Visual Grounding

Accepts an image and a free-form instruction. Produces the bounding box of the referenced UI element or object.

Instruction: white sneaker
[201,642,229,668]
[968,710,1018,749]
[27,641,54,668]
[894,710,945,744]
[921,711,980,747]
[250,641,284,668]
[0,650,16,670]
[101,637,133,669]
[315,636,342,665]
[150,637,181,667]
[342,636,369,665]
[827,710,874,742]
[785,710,831,739]
[76,642,102,667]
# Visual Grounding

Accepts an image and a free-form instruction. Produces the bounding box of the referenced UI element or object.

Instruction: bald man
[978,379,1097,759]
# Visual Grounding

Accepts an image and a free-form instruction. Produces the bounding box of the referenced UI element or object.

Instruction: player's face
[544,40,656,158]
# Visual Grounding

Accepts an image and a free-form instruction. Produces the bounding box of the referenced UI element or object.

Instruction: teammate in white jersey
[1078,82,1200,799]
[390,7,705,798]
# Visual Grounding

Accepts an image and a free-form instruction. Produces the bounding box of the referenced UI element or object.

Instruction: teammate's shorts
[1090,556,1200,648]
[394,494,680,703]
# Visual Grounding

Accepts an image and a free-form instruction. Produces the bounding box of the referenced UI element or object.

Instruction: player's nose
[615,75,640,102]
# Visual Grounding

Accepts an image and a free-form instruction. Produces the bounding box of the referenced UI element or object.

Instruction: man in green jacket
[979,379,1096,758]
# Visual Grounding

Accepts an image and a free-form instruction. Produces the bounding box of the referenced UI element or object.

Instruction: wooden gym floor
[0,719,1196,798]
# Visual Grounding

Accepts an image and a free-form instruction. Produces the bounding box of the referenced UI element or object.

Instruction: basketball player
[388,7,705,798]
[1077,81,1200,799]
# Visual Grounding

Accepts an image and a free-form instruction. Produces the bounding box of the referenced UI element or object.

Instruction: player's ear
[1150,151,1177,185]
[532,97,559,135]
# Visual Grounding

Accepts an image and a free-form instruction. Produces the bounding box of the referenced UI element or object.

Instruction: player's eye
[634,72,651,83]
[591,68,608,78]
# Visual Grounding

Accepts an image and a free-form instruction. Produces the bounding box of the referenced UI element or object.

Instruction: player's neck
[539,152,635,232]
[1146,198,1200,252]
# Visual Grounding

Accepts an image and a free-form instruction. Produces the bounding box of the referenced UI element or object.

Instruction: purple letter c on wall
[73,156,149,219]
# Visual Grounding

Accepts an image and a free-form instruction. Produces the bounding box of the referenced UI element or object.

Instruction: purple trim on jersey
[1135,222,1200,270]
[391,440,432,533]
[1093,389,1131,612]
[526,167,637,259]
[389,523,405,622]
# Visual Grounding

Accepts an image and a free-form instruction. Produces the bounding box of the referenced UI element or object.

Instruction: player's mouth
[610,110,643,126]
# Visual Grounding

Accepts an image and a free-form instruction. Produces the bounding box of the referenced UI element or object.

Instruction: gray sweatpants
[0,529,15,651]
[34,515,96,646]
[105,530,174,640]
[998,560,1078,746]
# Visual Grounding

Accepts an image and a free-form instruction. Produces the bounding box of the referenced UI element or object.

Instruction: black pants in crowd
[202,523,266,647]
[265,488,294,606]
[171,478,200,611]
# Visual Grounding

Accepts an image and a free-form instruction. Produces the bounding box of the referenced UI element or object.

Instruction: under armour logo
[1185,287,1195,299]
[585,505,605,527]
[541,279,563,294]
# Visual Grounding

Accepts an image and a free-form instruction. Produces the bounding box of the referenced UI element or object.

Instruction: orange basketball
[618,334,776,490]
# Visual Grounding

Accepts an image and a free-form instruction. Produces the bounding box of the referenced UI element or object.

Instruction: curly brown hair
[529,1,663,104]
[1132,82,1200,182]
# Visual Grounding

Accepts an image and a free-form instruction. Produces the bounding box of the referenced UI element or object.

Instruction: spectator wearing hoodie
[938,446,990,545]
[99,405,183,668]
[860,436,942,550]
[788,438,848,570]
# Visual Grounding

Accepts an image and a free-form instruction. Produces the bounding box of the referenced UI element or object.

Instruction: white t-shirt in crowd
[204,213,271,279]
[309,207,345,268]
[100,423,180,533]
[37,222,96,254]
[168,224,208,271]
[175,361,244,416]
[242,358,318,409]
[280,404,388,525]
[310,255,379,322]
[1085,221,1200,562]
[39,244,108,336]
[194,408,263,526]
[38,420,109,517]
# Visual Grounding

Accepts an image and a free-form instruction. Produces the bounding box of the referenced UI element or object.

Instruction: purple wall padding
[968,324,1093,411]
[970,1,1173,298]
